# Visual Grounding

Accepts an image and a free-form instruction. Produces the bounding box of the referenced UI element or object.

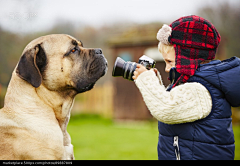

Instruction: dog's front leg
[62,131,75,160]
[60,110,75,160]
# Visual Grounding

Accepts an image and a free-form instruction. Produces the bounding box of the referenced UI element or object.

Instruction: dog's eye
[71,48,76,53]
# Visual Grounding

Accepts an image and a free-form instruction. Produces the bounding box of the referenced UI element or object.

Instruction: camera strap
[167,67,182,91]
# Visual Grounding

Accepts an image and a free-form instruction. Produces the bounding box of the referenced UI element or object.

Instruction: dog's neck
[4,70,76,129]
[35,83,76,127]
[4,71,41,111]
[35,84,75,146]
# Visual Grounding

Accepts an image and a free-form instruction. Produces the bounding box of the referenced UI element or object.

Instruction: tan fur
[0,34,106,160]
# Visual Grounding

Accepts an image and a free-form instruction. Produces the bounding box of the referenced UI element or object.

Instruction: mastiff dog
[0,34,108,160]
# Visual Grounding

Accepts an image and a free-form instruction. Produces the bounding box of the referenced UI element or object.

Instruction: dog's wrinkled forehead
[67,35,83,47]
[22,34,83,55]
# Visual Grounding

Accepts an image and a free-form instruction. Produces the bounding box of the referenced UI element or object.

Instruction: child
[133,15,240,160]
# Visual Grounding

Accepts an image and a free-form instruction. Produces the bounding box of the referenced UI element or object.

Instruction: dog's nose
[95,49,102,55]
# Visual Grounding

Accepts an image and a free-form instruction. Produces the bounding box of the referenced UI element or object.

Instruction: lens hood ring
[124,62,130,79]
[128,62,136,80]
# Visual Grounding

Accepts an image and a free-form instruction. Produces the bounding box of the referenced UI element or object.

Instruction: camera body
[112,55,156,81]
[138,55,156,70]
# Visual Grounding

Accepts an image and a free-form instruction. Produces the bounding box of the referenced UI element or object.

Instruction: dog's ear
[16,44,47,88]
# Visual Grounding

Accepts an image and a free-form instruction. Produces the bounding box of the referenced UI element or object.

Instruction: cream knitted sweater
[134,70,212,124]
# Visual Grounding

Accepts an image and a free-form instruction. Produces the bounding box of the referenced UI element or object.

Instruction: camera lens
[112,57,137,81]
[123,61,137,80]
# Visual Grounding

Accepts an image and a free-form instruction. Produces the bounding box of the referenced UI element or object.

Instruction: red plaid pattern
[168,15,221,87]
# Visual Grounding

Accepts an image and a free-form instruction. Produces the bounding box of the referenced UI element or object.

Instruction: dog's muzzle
[91,48,108,76]
[76,49,108,93]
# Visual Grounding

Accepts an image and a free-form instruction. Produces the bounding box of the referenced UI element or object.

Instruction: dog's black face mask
[75,49,108,93]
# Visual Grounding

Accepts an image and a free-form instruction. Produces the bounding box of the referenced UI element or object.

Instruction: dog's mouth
[101,61,108,77]
[77,82,95,93]
[89,55,108,76]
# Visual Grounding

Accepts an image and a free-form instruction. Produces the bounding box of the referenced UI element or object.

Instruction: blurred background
[0,0,240,160]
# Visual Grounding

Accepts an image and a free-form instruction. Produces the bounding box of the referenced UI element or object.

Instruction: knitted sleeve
[135,70,212,124]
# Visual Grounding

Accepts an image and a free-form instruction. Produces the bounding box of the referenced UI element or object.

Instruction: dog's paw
[63,144,75,160]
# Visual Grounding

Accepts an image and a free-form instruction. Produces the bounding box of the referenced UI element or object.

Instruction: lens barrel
[112,57,137,81]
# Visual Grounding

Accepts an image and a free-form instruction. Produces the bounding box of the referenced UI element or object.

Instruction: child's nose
[165,65,171,73]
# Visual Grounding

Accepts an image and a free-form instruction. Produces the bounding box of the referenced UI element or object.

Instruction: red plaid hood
[168,15,221,86]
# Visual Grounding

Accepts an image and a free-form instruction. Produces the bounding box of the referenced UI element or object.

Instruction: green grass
[234,125,240,160]
[67,114,240,160]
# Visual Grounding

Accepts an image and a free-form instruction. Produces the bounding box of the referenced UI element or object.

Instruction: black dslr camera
[112,55,156,81]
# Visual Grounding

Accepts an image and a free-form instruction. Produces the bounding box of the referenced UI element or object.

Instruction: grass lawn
[67,114,240,160]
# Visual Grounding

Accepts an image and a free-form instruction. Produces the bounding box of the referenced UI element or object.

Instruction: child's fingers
[133,71,138,76]
[136,64,142,68]
[138,65,148,73]
[133,64,148,80]
[133,71,138,80]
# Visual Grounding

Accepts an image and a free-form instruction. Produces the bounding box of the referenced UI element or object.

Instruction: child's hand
[132,64,159,80]
[132,64,148,80]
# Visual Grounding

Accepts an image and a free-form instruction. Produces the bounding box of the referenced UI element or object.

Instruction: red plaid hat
[157,15,221,86]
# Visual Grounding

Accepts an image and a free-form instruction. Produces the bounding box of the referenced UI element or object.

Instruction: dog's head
[16,34,108,94]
